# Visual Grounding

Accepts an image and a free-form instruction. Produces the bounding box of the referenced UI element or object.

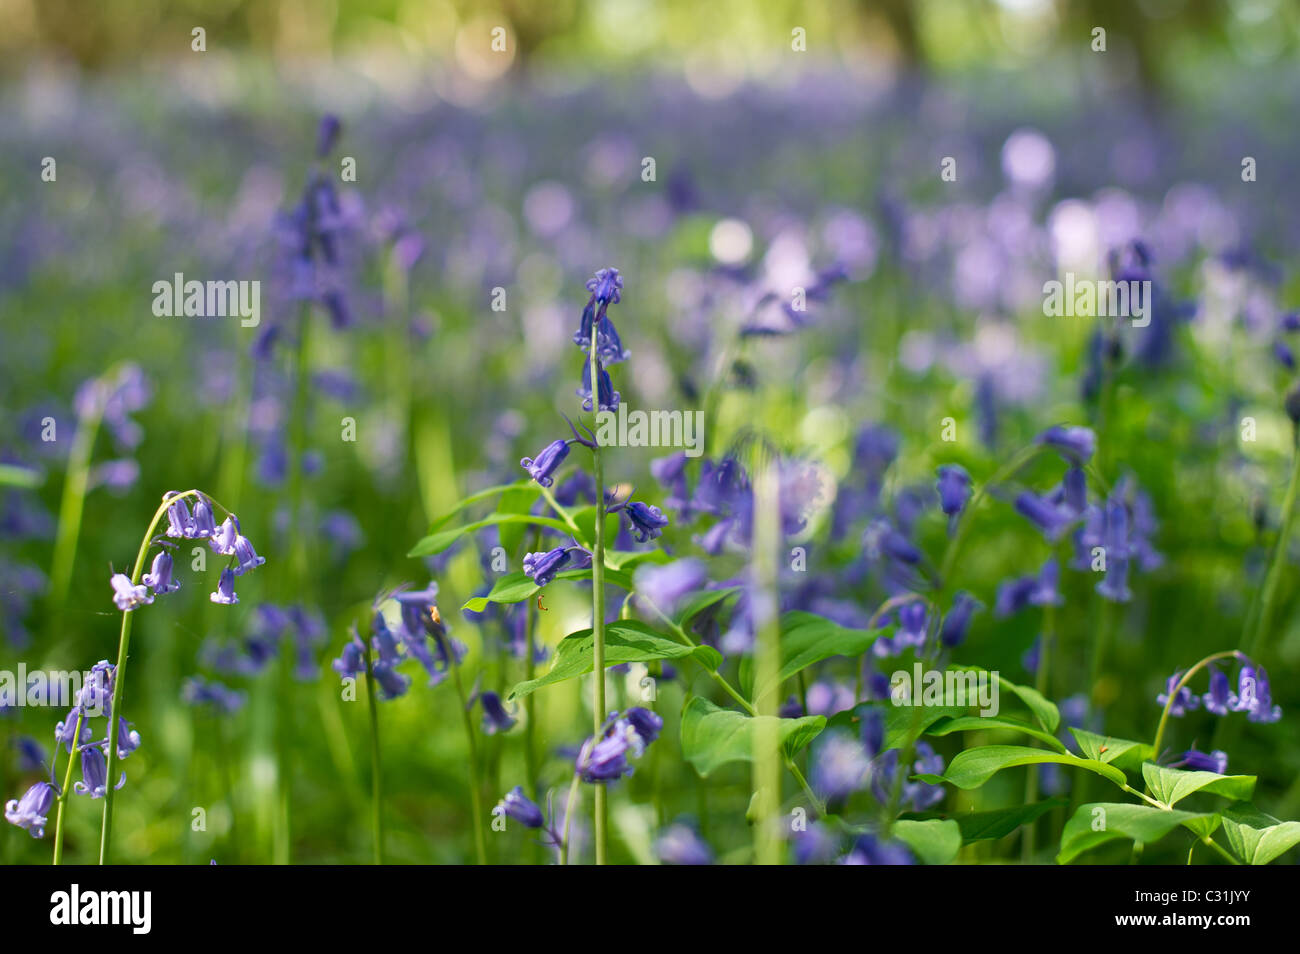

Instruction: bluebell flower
[623,501,668,542]
[1014,491,1076,542]
[1157,672,1200,717]
[142,551,181,595]
[110,573,153,611]
[634,559,707,615]
[496,786,544,829]
[523,546,588,587]
[622,707,663,753]
[231,534,266,576]
[939,591,980,647]
[811,732,872,801]
[74,745,125,799]
[935,465,971,520]
[792,821,842,865]
[479,691,517,735]
[112,717,141,760]
[316,114,341,158]
[5,781,55,838]
[578,359,620,413]
[331,630,367,679]
[55,708,91,754]
[1203,667,1232,715]
[655,824,713,865]
[870,743,946,812]
[586,267,623,305]
[164,496,194,538]
[650,453,690,513]
[1174,749,1228,774]
[15,736,46,773]
[1233,665,1282,723]
[190,496,217,538]
[843,833,914,866]
[180,676,246,715]
[209,516,239,556]
[520,439,572,488]
[1096,500,1133,603]
[1036,425,1096,463]
[210,567,239,605]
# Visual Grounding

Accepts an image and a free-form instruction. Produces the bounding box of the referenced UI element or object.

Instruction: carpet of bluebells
[2,60,1300,866]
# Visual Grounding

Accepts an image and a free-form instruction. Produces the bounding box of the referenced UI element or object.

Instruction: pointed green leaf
[1221,805,1300,865]
[461,568,634,613]
[409,513,573,558]
[507,620,719,701]
[926,715,1068,753]
[1141,763,1256,808]
[1058,803,1219,864]
[951,666,1058,733]
[680,697,825,777]
[749,611,880,701]
[892,819,961,865]
[943,798,1068,843]
[424,480,536,532]
[1069,728,1153,771]
[916,745,1127,790]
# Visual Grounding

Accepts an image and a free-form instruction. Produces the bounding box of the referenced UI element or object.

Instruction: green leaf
[916,745,1128,790]
[507,621,720,701]
[926,715,1068,753]
[1221,806,1300,865]
[606,549,671,571]
[679,697,825,777]
[497,485,545,555]
[424,480,535,532]
[1069,728,1153,771]
[952,666,1059,733]
[672,586,741,628]
[944,799,1068,843]
[408,513,574,558]
[1058,803,1219,864]
[749,611,880,701]
[892,819,961,865]
[461,568,635,613]
[1141,763,1256,808]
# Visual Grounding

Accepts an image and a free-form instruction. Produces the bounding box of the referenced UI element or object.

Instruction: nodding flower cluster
[574,267,627,412]
[111,491,265,611]
[331,583,466,699]
[1159,656,1282,726]
[5,660,141,838]
[518,269,673,585]
[576,707,664,783]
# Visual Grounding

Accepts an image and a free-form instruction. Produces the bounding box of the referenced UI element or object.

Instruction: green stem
[51,709,87,865]
[589,341,609,866]
[1201,836,1241,865]
[558,772,581,866]
[1023,603,1055,863]
[449,656,488,865]
[1150,650,1242,759]
[100,490,200,864]
[1243,430,1300,658]
[49,405,102,613]
[363,646,384,865]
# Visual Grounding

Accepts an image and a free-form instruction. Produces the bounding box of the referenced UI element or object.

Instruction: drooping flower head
[4,781,55,838]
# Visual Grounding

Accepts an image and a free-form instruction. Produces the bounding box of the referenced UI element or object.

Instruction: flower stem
[49,404,101,616]
[1022,603,1055,863]
[1150,650,1242,759]
[558,772,581,865]
[363,645,384,865]
[449,656,488,865]
[586,335,610,866]
[51,709,86,865]
[99,490,187,864]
